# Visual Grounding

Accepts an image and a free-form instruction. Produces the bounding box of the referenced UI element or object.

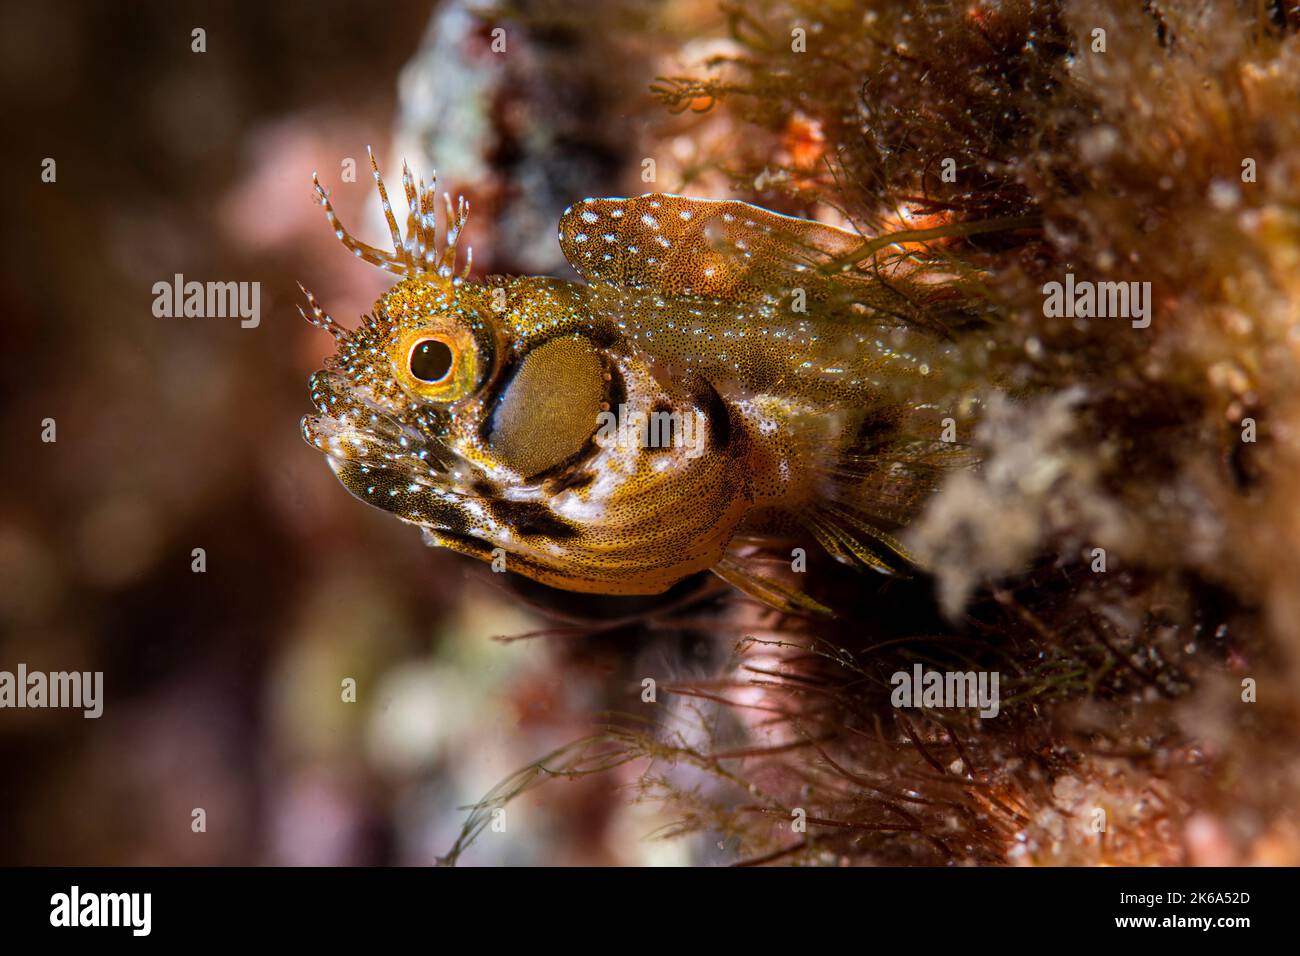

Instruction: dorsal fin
[557,194,864,304]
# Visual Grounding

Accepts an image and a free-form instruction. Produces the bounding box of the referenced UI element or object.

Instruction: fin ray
[714,554,836,617]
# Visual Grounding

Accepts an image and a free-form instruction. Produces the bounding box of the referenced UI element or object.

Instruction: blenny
[301,149,965,612]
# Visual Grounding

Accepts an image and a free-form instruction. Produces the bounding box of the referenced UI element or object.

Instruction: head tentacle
[311,147,471,280]
[296,282,346,340]
[367,145,411,272]
[312,172,401,272]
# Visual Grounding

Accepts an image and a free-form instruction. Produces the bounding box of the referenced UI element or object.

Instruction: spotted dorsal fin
[557,194,864,305]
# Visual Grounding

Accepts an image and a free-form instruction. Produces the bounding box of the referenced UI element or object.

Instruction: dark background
[0,0,721,865]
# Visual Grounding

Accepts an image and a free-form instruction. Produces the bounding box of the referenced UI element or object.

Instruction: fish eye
[392,323,483,404]
[409,338,454,383]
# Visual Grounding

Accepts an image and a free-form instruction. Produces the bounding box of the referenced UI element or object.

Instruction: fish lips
[301,369,477,532]
[302,369,448,467]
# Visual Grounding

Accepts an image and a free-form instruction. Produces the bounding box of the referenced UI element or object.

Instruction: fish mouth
[301,369,452,471]
[301,369,482,532]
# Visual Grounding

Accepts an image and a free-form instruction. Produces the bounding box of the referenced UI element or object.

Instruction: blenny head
[301,149,499,538]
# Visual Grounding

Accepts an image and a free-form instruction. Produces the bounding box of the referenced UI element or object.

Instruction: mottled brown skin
[302,155,961,609]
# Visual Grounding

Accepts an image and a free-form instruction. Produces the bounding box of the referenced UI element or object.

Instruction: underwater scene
[4,0,1300,881]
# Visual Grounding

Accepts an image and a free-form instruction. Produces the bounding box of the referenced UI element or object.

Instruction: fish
[300,149,971,613]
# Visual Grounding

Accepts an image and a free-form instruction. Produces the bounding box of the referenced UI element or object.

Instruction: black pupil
[410,339,453,382]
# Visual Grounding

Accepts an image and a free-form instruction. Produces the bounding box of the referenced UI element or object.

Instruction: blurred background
[0,0,749,865]
[14,0,1295,870]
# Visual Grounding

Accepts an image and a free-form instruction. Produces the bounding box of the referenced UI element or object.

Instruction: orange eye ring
[394,326,479,403]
